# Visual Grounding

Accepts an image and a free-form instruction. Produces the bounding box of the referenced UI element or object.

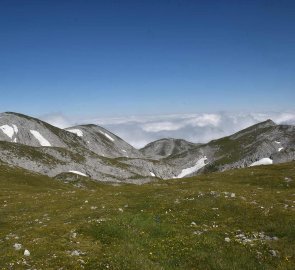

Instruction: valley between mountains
[1,112,295,269]
[0,112,294,184]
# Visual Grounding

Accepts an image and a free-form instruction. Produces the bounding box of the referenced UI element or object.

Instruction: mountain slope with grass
[139,138,199,159]
[0,112,153,183]
[163,119,295,178]
[0,112,84,148]
[1,161,295,269]
[66,124,143,158]
[0,112,294,183]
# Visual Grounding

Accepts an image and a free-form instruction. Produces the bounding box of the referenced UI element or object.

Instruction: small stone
[71,250,80,256]
[225,237,231,242]
[78,259,85,264]
[256,251,262,258]
[13,243,22,250]
[24,249,30,256]
[269,250,278,257]
[243,238,252,243]
[193,230,203,235]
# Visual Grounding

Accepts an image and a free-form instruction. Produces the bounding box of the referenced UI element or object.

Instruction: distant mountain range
[0,112,294,184]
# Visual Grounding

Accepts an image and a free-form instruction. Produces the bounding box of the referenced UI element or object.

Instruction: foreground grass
[0,162,295,269]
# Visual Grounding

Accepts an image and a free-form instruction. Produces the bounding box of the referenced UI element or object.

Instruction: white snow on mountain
[250,158,273,167]
[0,125,15,139]
[278,147,284,152]
[176,157,207,178]
[12,124,18,134]
[69,170,87,177]
[30,130,51,147]
[150,172,156,177]
[67,129,83,137]
[99,131,114,142]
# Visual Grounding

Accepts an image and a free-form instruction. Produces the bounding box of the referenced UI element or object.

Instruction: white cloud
[141,121,185,132]
[40,111,295,149]
[40,113,72,129]
[185,114,221,127]
[271,113,295,124]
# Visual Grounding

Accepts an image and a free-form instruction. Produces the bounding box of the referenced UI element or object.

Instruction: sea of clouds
[41,111,295,149]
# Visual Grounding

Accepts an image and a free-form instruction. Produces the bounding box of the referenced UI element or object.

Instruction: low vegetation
[1,161,295,269]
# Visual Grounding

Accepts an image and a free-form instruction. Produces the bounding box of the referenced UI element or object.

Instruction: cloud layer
[40,111,295,149]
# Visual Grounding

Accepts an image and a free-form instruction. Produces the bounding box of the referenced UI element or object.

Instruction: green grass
[1,162,295,269]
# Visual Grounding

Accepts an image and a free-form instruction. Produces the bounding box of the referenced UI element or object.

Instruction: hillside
[0,112,294,183]
[0,112,152,183]
[139,138,199,159]
[0,161,295,269]
[163,120,295,177]
[66,124,143,158]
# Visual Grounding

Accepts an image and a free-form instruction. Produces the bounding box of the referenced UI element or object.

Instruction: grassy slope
[205,126,276,170]
[0,162,295,269]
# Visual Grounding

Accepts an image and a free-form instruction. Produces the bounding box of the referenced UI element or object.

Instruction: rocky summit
[0,112,294,184]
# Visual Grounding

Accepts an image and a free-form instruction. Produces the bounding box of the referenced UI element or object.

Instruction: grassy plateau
[0,161,295,269]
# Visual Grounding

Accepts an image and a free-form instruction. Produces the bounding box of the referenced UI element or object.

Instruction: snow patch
[13,138,17,143]
[12,124,18,134]
[67,129,83,137]
[69,170,87,177]
[150,172,156,177]
[99,131,114,142]
[250,158,273,167]
[176,157,207,178]
[30,130,51,146]
[122,149,127,153]
[275,141,281,144]
[0,125,14,138]
[278,147,283,152]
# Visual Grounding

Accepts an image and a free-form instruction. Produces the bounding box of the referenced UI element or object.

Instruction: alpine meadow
[1,1,295,269]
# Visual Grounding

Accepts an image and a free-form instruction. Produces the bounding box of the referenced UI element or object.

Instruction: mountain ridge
[0,112,294,183]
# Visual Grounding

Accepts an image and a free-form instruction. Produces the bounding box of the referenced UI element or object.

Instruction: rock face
[0,112,294,184]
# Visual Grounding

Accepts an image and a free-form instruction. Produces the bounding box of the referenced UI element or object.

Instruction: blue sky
[0,0,294,117]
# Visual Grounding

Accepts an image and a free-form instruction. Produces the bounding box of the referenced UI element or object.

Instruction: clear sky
[0,0,294,117]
